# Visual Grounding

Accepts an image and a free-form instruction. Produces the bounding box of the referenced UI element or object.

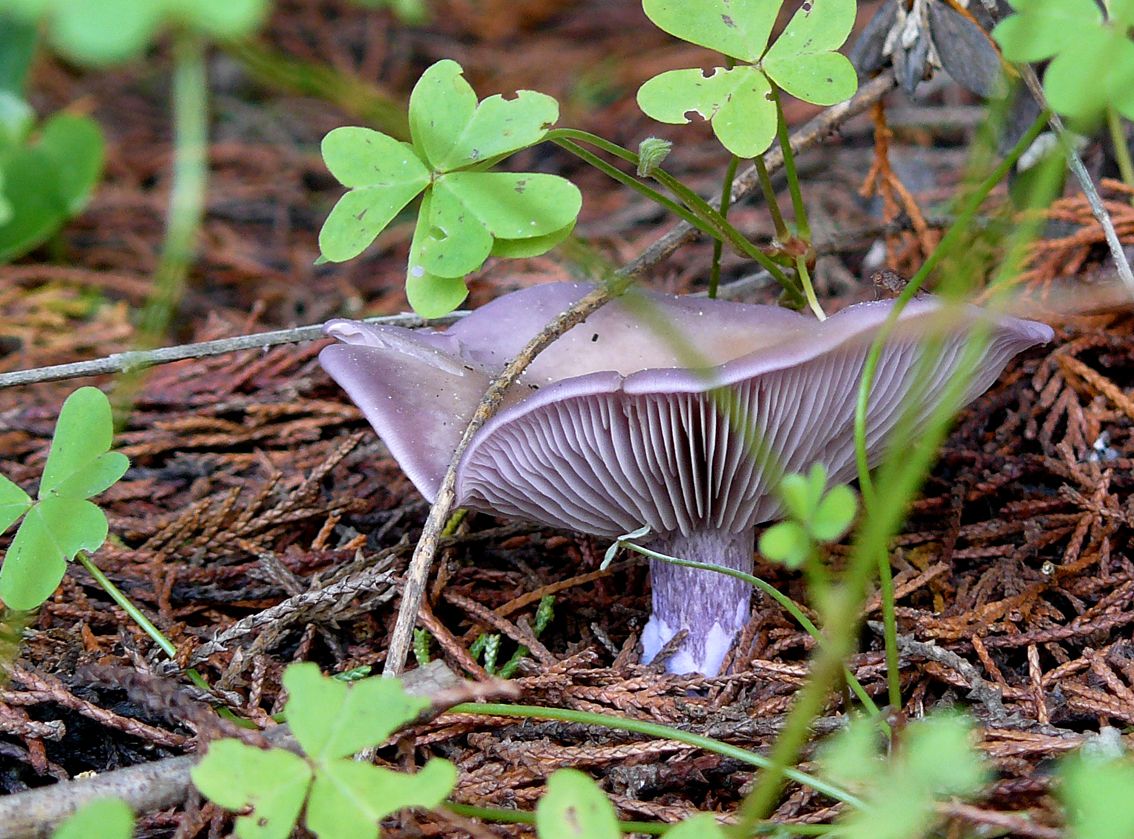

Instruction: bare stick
[0,312,467,390]
[381,71,898,677]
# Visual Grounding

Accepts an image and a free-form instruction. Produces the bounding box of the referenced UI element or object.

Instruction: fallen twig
[0,311,467,390]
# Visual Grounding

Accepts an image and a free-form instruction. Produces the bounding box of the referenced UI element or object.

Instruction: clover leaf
[759,463,855,569]
[1061,752,1134,839]
[535,769,620,839]
[1,0,269,66]
[993,0,1134,123]
[637,0,858,158]
[0,387,128,610]
[819,713,987,839]
[192,740,312,839]
[51,798,135,839]
[283,661,430,761]
[306,758,456,838]
[319,59,582,318]
[191,663,457,839]
[0,102,104,263]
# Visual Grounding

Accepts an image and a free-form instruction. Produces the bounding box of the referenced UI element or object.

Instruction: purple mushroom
[320,282,1052,676]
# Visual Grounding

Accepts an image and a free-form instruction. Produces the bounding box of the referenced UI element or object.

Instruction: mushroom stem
[641,528,755,676]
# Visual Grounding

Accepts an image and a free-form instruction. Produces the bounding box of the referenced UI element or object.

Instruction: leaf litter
[2,1,1134,836]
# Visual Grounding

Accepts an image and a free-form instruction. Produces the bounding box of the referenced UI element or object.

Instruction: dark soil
[3,1,1134,836]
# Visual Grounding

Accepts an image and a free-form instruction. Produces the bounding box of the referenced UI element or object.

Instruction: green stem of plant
[852,108,1051,510]
[547,129,798,294]
[620,541,880,719]
[550,137,716,236]
[450,703,864,809]
[444,801,836,835]
[76,554,254,727]
[136,33,209,347]
[709,155,740,299]
[795,255,826,321]
[771,85,810,243]
[445,802,670,835]
[754,156,789,241]
[876,546,902,711]
[649,166,795,291]
[734,108,1053,837]
[1106,106,1134,199]
[75,553,205,691]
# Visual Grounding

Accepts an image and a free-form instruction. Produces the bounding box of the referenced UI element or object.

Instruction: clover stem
[75,552,252,726]
[445,802,837,836]
[876,543,902,710]
[771,84,810,244]
[448,702,864,809]
[708,154,740,299]
[549,136,714,235]
[853,108,1050,512]
[75,553,176,659]
[136,33,208,347]
[647,166,795,289]
[731,108,1055,836]
[444,803,671,835]
[795,255,825,321]
[546,128,798,294]
[1106,106,1134,199]
[849,107,1051,727]
[755,155,790,241]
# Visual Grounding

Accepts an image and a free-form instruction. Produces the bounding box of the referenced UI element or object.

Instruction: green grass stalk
[709,155,741,299]
[450,702,864,809]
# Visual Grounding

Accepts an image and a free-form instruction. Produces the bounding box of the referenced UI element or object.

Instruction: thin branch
[0,311,467,390]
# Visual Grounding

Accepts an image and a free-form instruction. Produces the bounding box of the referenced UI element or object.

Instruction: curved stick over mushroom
[321,282,1052,676]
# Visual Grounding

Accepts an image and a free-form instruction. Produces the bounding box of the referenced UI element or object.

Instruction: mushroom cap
[321,282,1052,537]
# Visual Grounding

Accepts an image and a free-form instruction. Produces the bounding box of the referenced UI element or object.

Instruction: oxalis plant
[0,386,227,703]
[8,2,1134,838]
[0,387,127,610]
[0,17,104,263]
[318,0,858,319]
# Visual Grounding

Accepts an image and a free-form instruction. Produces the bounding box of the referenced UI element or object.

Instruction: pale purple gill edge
[456,290,1053,467]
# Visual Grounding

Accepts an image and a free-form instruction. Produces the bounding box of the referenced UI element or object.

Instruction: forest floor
[4,1,1134,836]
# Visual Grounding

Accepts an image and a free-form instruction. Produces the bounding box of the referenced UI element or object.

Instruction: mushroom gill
[320,282,1053,676]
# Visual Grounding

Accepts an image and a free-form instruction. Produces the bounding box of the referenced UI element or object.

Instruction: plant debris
[3,1,1134,836]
